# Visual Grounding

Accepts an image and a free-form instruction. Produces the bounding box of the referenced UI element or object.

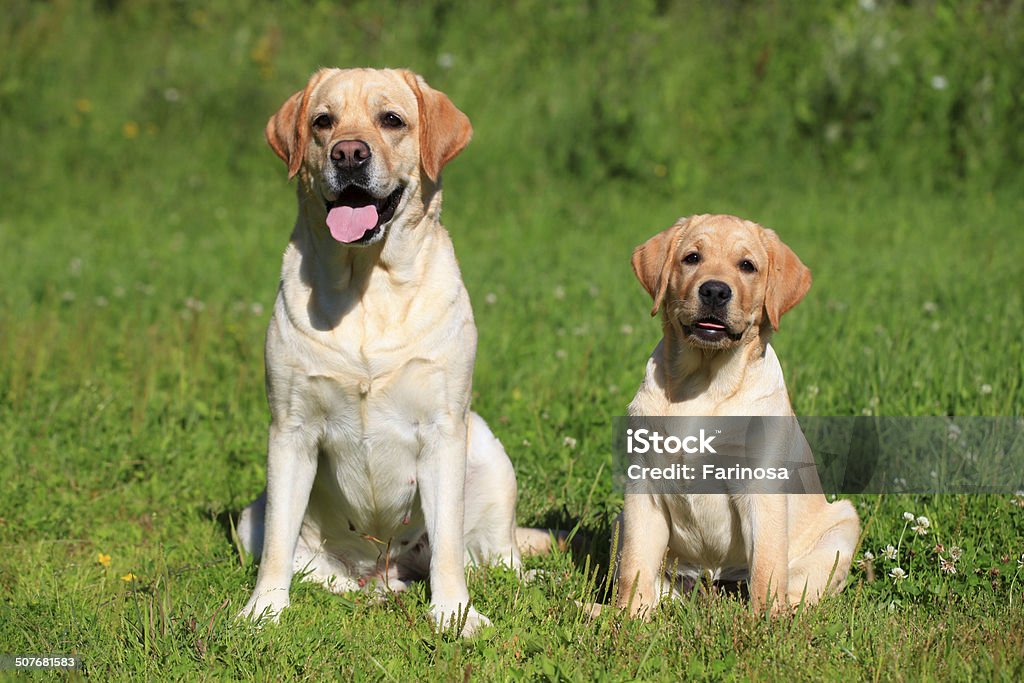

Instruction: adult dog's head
[265,68,472,246]
[632,215,811,350]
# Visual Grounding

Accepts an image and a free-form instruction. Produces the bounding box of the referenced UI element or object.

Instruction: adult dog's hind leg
[786,499,860,606]
[463,412,522,569]
[237,490,266,559]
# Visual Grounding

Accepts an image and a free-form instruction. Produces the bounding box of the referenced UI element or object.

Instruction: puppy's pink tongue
[326,205,379,243]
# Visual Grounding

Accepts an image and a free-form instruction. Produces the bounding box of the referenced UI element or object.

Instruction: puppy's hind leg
[787,499,860,606]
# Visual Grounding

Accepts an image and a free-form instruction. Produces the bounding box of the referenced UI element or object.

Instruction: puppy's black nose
[698,280,732,307]
[331,140,371,169]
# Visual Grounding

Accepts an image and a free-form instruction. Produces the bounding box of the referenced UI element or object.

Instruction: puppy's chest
[662,494,749,568]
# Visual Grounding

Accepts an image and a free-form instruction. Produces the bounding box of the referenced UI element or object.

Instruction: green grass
[2,0,1024,680]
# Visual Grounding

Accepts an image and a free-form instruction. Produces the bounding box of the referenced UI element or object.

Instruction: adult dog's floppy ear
[265,70,326,179]
[401,70,473,182]
[631,217,690,317]
[760,227,812,330]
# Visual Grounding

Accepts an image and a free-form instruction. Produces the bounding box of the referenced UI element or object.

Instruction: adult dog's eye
[312,113,333,130]
[683,252,701,265]
[380,111,405,129]
[739,259,757,273]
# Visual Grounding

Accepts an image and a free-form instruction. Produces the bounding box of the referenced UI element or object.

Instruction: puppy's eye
[683,252,701,265]
[739,260,757,273]
[380,111,405,129]
[312,113,333,130]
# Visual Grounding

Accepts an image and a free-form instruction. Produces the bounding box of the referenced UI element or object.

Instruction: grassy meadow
[2,0,1023,679]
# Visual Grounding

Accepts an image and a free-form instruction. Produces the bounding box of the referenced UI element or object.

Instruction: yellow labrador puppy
[237,68,550,635]
[614,214,860,616]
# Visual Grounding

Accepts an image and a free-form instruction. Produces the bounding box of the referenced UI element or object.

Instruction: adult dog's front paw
[430,601,491,637]
[237,588,290,624]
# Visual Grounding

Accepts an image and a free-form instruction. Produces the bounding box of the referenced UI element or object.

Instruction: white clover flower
[903,512,916,522]
[620,324,634,335]
[250,302,264,316]
[437,53,455,69]
[922,301,938,314]
[912,522,929,536]
[484,292,497,305]
[939,557,957,575]
[930,75,949,90]
[889,567,907,581]
[949,546,963,561]
[883,545,898,561]
[562,436,577,449]
[555,349,568,360]
[553,285,566,300]
[980,384,993,395]
[947,424,961,441]
[916,516,930,529]
[806,385,820,397]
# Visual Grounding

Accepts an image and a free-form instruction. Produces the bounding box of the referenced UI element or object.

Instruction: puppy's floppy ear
[631,217,689,317]
[760,227,812,330]
[265,70,326,179]
[401,70,473,182]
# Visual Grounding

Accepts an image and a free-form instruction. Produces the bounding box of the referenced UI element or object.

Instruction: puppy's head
[265,68,472,246]
[632,215,811,350]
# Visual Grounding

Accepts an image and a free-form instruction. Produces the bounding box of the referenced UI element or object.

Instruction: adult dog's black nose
[698,280,732,307]
[331,140,371,169]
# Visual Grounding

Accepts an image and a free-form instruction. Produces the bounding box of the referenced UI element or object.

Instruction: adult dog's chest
[276,324,453,538]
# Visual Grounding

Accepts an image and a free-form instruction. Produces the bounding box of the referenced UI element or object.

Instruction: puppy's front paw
[237,589,290,624]
[430,602,491,637]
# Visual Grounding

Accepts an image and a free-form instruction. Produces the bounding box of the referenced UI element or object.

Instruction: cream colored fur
[612,214,860,617]
[236,68,553,636]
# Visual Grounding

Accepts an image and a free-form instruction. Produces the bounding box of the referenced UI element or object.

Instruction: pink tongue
[326,205,379,243]
[698,321,726,330]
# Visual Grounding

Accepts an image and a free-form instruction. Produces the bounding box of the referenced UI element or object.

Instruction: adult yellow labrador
[237,68,550,635]
[613,214,860,616]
